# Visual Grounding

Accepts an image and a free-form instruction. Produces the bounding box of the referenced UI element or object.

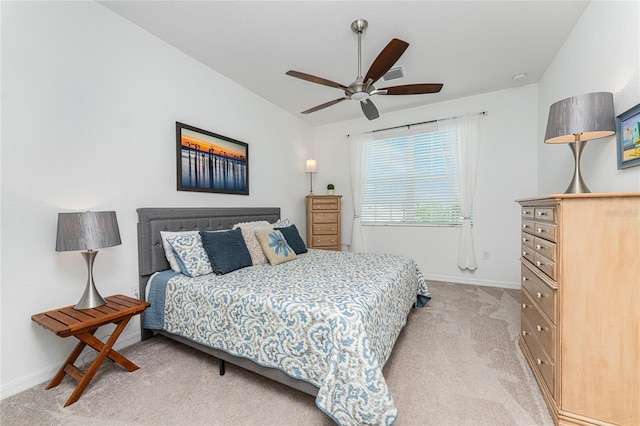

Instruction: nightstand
[31,294,149,406]
[306,195,342,251]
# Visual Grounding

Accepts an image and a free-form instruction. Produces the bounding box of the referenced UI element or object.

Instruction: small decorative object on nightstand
[327,184,335,195]
[31,295,149,407]
[306,195,342,251]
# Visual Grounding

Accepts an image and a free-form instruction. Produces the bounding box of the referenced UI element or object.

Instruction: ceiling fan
[286,19,443,120]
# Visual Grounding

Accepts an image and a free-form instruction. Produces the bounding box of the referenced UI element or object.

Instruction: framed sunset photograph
[176,122,249,194]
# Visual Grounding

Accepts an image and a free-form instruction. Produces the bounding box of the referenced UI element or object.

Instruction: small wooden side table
[31,294,150,407]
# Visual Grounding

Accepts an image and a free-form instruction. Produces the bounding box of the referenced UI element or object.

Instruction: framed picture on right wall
[616,102,640,169]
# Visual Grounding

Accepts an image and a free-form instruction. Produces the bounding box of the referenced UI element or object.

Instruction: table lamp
[305,159,317,194]
[544,92,615,193]
[56,211,121,309]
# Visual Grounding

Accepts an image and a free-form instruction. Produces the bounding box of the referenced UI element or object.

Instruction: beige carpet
[1,281,553,426]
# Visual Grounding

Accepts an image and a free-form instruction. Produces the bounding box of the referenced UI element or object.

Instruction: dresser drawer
[312,212,338,223]
[534,254,556,281]
[534,207,556,223]
[312,223,338,235]
[534,238,556,262]
[521,314,556,396]
[521,245,535,264]
[521,264,557,322]
[533,222,557,243]
[311,235,339,248]
[522,207,534,219]
[521,232,534,249]
[522,220,535,234]
[311,198,339,210]
[522,291,556,360]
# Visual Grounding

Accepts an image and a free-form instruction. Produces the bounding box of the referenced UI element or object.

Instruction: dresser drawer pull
[537,211,546,217]
[536,359,544,365]
[536,260,543,267]
[536,325,543,332]
[536,292,543,299]
[523,251,527,256]
[522,224,528,229]
[523,210,531,216]
[536,244,543,250]
[522,276,528,282]
[522,237,527,242]
[522,303,527,309]
[536,227,543,233]
[522,330,528,336]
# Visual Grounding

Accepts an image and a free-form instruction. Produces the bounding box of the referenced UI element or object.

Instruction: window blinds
[360,126,463,226]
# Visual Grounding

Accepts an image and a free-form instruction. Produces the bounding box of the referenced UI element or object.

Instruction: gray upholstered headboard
[137,206,280,282]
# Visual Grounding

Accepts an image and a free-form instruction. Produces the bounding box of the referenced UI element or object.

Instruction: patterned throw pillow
[254,229,298,266]
[160,230,199,272]
[232,221,273,265]
[200,229,252,274]
[272,218,292,228]
[165,233,213,277]
[274,224,308,254]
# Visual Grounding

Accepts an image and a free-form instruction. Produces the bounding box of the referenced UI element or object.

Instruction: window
[360,126,466,226]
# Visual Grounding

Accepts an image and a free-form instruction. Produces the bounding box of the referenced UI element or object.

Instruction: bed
[137,207,430,425]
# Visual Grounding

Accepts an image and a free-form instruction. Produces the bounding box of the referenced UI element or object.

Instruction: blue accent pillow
[200,229,252,274]
[275,224,308,254]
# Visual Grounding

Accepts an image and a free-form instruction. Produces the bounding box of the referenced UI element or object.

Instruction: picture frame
[176,122,249,194]
[616,102,640,169]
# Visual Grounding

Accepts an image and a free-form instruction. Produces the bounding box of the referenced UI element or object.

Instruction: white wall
[538,1,640,194]
[312,85,539,288]
[0,1,312,397]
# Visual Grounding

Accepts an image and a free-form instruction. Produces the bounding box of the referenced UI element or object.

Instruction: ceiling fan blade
[360,99,379,120]
[380,83,444,95]
[286,70,348,90]
[364,38,409,85]
[301,97,348,114]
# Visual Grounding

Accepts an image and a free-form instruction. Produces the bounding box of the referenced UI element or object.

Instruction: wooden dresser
[305,195,342,251]
[517,193,639,426]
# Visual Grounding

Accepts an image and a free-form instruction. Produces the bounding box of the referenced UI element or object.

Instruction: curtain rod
[347,110,487,137]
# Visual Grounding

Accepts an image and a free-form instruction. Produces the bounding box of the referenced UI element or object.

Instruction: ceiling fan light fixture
[352,91,370,101]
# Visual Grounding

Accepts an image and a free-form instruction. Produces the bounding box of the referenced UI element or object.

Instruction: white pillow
[232,221,273,265]
[165,233,213,277]
[160,230,199,272]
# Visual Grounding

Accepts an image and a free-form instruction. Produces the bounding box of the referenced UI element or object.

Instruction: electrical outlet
[129,285,139,299]
[482,251,491,260]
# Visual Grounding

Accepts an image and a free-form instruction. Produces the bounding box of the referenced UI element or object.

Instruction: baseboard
[424,274,521,290]
[0,333,141,400]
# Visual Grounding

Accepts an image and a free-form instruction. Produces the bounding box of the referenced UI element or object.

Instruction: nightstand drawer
[313,223,338,235]
[312,235,339,247]
[312,212,338,223]
[311,198,339,210]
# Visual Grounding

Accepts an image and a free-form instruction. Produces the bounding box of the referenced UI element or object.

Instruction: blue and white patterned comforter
[145,249,430,425]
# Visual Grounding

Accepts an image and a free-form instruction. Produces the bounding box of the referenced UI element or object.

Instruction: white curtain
[438,114,485,270]
[347,132,371,253]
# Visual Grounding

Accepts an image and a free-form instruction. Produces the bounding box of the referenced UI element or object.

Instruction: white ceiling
[98,1,589,127]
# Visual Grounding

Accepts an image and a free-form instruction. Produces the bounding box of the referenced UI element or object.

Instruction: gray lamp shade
[544,92,615,144]
[56,211,121,252]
